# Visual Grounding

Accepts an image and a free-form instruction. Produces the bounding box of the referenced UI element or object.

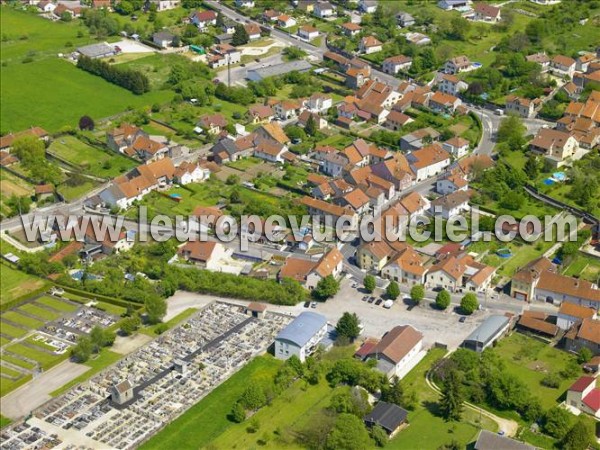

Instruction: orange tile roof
[367,325,423,364]
[578,318,600,345]
[260,122,290,144]
[178,241,218,262]
[361,36,382,48]
[280,257,317,283]
[538,272,600,303]
[344,188,370,209]
[301,196,355,218]
[559,302,596,319]
[313,247,343,278]
[399,191,428,215]
[410,144,451,169]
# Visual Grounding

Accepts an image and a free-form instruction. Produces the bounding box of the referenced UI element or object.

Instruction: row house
[425,253,495,293]
[529,128,579,168]
[406,143,452,181]
[301,196,358,229]
[370,154,415,190]
[382,55,413,75]
[505,95,541,118]
[430,189,470,219]
[428,91,462,114]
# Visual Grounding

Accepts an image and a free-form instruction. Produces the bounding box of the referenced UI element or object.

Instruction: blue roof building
[275,312,328,362]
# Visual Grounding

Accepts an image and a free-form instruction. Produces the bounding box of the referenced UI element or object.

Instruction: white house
[277,14,297,28]
[174,162,210,185]
[382,55,412,75]
[443,136,470,158]
[550,55,577,78]
[322,152,349,177]
[566,377,600,418]
[430,189,470,219]
[275,312,328,362]
[189,10,217,30]
[364,325,425,379]
[235,0,255,7]
[436,171,468,195]
[444,55,471,74]
[254,140,288,163]
[359,36,383,54]
[298,25,319,41]
[471,3,501,22]
[314,2,334,18]
[438,0,471,10]
[438,73,468,96]
[407,144,451,181]
[359,0,378,13]
[306,92,333,113]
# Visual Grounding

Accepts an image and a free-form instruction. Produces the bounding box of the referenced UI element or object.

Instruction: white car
[383,300,394,309]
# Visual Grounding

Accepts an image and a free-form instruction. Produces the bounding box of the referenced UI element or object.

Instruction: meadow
[0,264,47,306]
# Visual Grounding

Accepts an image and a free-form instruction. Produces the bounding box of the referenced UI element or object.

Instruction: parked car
[368,297,375,303]
[310,301,318,308]
[459,316,466,323]
[304,301,310,308]
[375,298,383,306]
[362,296,368,302]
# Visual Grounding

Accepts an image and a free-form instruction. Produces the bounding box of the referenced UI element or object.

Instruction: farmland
[0,264,47,306]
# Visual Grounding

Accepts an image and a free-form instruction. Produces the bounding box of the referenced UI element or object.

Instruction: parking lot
[1,302,291,450]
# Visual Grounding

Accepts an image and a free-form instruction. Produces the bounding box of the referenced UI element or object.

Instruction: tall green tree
[439,368,463,421]
[145,296,166,324]
[460,293,479,315]
[435,289,451,310]
[497,115,526,150]
[232,24,249,46]
[239,382,266,411]
[562,420,593,450]
[410,284,424,304]
[325,413,372,450]
[363,275,376,293]
[386,281,400,299]
[305,113,318,136]
[314,275,340,300]
[336,312,361,341]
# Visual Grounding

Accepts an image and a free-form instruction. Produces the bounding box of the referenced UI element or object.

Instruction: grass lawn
[48,136,136,179]
[2,311,44,330]
[140,308,197,336]
[0,7,99,63]
[0,415,11,428]
[317,133,354,148]
[4,343,68,371]
[1,58,171,133]
[1,354,36,370]
[0,322,28,338]
[226,157,263,171]
[140,356,282,450]
[0,337,9,346]
[1,366,22,378]
[488,333,580,410]
[50,350,122,397]
[35,296,79,313]
[0,265,47,306]
[93,301,127,317]
[388,348,497,449]
[58,180,100,202]
[18,303,61,321]
[562,254,600,283]
[0,373,32,398]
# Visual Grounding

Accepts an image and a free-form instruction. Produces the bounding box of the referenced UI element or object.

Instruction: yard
[562,254,600,283]
[140,356,282,450]
[47,136,136,179]
[0,264,47,305]
[488,333,581,410]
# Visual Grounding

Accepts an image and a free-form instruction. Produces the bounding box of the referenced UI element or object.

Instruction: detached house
[364,325,425,379]
[359,36,383,54]
[436,171,468,195]
[341,22,362,37]
[429,91,462,114]
[471,2,501,22]
[529,128,579,167]
[247,104,274,124]
[382,55,412,75]
[306,92,333,113]
[314,2,334,18]
[178,241,228,269]
[438,73,468,96]
[107,123,146,153]
[505,95,541,118]
[526,52,551,72]
[444,55,471,74]
[274,99,304,120]
[298,25,319,41]
[197,114,228,135]
[550,55,577,77]
[244,23,262,40]
[277,14,296,28]
[430,189,470,219]
[443,136,470,158]
[396,12,415,28]
[189,10,217,30]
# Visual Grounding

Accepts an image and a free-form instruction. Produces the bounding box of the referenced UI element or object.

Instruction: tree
[232,24,249,46]
[325,413,372,450]
[439,368,463,421]
[363,275,376,293]
[305,113,318,136]
[381,377,404,406]
[78,114,94,129]
[497,115,526,150]
[460,293,479,315]
[577,347,593,364]
[410,284,424,304]
[524,155,540,179]
[370,425,388,447]
[543,407,573,439]
[386,281,400,300]
[313,275,340,300]
[71,335,93,363]
[283,46,307,61]
[435,289,451,310]
[500,191,525,211]
[144,296,166,324]
[336,312,361,341]
[120,315,141,336]
[231,401,246,423]
[60,11,72,21]
[562,420,593,450]
[239,382,266,411]
[90,325,115,352]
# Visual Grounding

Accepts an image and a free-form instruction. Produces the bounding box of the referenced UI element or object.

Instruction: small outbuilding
[461,315,510,352]
[246,302,267,319]
[474,430,535,450]
[111,380,134,405]
[363,401,408,437]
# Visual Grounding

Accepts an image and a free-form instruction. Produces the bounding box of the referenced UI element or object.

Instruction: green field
[488,333,580,409]
[5,343,67,371]
[0,373,32,397]
[140,356,282,450]
[2,354,36,370]
[17,303,60,321]
[35,296,79,313]
[562,254,600,283]
[0,322,28,338]
[48,136,136,179]
[2,311,44,330]
[0,264,47,305]
[1,58,172,133]
[93,301,126,317]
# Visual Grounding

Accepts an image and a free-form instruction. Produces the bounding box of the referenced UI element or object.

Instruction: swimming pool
[543,178,555,185]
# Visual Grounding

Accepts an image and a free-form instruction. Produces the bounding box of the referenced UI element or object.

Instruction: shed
[461,315,510,352]
[363,401,408,436]
[246,60,312,82]
[76,42,115,59]
[246,302,267,318]
[474,430,535,450]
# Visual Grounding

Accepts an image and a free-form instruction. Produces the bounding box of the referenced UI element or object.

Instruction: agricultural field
[0,169,35,218]
[47,136,136,179]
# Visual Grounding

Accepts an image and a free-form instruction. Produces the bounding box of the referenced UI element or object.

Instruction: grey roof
[364,401,408,434]
[474,430,535,450]
[247,60,312,79]
[464,315,509,346]
[212,138,239,156]
[77,42,115,58]
[276,311,327,347]
[153,31,175,41]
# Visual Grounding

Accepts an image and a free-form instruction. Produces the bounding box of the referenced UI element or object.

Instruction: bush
[77,55,150,94]
[460,293,478,315]
[541,372,561,389]
[435,289,451,309]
